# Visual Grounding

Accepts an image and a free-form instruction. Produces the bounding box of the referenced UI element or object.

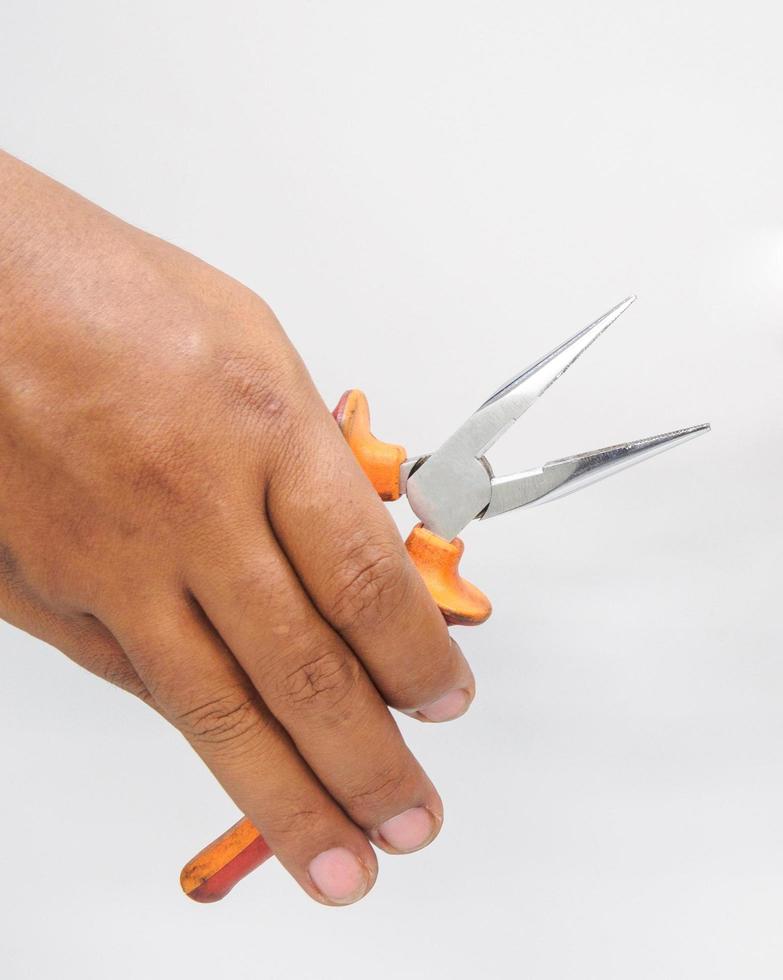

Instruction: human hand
[0,152,475,905]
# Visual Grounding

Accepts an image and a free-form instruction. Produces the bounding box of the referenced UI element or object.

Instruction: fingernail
[376,807,440,853]
[308,848,370,905]
[416,688,471,723]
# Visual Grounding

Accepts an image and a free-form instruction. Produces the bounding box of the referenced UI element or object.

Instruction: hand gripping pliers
[180,295,710,902]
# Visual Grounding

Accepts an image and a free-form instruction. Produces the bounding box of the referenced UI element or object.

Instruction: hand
[0,152,475,905]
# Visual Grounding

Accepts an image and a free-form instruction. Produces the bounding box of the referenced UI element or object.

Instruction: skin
[0,151,475,906]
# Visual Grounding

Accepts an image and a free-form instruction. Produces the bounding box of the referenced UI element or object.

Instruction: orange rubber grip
[332,389,406,500]
[180,391,491,902]
[180,817,272,902]
[404,523,491,626]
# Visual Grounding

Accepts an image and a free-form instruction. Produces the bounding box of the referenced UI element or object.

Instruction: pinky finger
[110,600,380,906]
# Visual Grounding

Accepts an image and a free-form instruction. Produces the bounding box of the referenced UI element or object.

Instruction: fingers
[186,517,444,856]
[265,399,475,721]
[111,600,379,906]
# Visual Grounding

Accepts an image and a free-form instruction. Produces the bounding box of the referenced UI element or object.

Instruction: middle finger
[187,517,444,855]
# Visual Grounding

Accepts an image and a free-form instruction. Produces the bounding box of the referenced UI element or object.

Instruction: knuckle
[211,347,300,438]
[328,537,409,633]
[96,655,154,703]
[277,649,359,715]
[174,689,267,753]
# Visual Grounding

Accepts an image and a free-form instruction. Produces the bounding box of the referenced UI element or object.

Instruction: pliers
[180,295,710,902]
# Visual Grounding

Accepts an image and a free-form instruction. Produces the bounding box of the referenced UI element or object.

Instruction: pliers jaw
[407,451,493,543]
[407,296,638,540]
[481,423,709,520]
[334,295,709,626]
[405,295,709,540]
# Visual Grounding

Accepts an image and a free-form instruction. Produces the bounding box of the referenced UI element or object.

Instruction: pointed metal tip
[596,294,637,329]
[477,296,638,417]
[648,421,710,446]
[588,421,711,457]
[482,420,711,520]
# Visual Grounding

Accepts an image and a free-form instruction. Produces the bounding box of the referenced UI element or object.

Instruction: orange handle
[180,390,491,902]
[332,389,406,500]
[180,817,272,902]
[404,523,491,626]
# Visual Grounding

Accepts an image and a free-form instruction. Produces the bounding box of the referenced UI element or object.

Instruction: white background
[1,2,781,977]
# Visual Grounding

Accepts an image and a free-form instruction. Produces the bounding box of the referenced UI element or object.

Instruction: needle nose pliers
[180,295,710,902]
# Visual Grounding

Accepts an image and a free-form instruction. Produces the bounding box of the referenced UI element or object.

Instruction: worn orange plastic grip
[405,523,492,626]
[332,389,406,501]
[180,817,271,903]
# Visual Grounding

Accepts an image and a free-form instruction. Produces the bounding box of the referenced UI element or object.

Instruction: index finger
[266,395,475,723]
